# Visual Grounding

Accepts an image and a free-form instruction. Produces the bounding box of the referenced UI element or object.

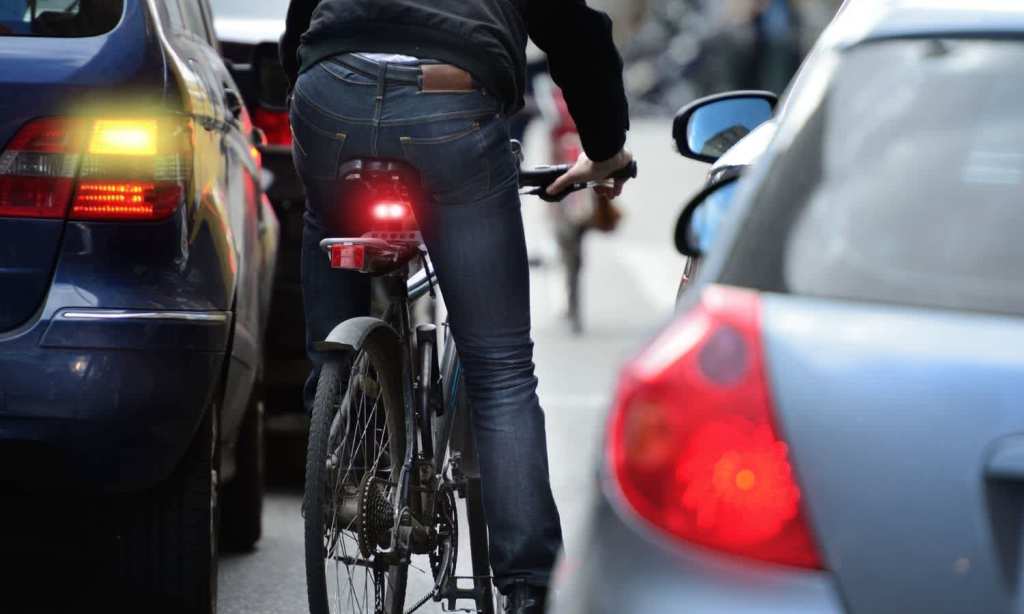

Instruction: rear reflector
[252,107,291,147]
[330,244,365,270]
[607,285,822,568]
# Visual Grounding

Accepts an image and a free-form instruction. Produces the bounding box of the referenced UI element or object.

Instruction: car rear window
[211,0,287,19]
[720,39,1024,317]
[0,0,122,37]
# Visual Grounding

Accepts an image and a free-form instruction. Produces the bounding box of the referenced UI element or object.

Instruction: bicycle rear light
[607,285,822,569]
[372,201,411,222]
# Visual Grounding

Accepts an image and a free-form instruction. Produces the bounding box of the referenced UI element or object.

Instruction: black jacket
[280,0,629,162]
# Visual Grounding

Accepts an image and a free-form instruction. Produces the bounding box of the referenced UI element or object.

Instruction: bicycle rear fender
[314,317,401,355]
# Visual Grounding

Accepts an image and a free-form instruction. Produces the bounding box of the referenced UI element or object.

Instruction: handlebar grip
[519,160,638,202]
[610,160,638,181]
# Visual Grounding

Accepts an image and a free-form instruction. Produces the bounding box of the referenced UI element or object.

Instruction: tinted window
[0,0,122,37]
[721,39,1024,317]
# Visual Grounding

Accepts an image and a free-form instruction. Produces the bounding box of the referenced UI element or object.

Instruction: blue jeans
[291,54,563,591]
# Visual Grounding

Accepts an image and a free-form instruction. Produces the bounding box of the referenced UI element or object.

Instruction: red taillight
[608,284,821,568]
[0,117,190,222]
[371,201,410,222]
[0,118,84,218]
[252,107,291,147]
[70,181,183,221]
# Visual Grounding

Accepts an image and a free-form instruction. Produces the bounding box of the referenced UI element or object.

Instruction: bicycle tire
[304,347,407,614]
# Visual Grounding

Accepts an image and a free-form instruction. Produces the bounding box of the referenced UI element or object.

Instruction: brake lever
[523,183,588,203]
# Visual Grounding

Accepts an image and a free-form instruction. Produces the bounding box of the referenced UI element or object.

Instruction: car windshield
[0,0,122,37]
[721,38,1024,317]
[211,0,288,19]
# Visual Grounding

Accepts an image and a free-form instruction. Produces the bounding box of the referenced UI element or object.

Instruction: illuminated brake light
[252,107,291,147]
[372,202,410,221]
[72,117,191,221]
[70,182,183,221]
[0,116,191,221]
[0,118,84,218]
[88,120,158,156]
[607,285,821,568]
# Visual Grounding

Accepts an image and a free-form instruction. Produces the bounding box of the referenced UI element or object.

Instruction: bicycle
[303,149,637,614]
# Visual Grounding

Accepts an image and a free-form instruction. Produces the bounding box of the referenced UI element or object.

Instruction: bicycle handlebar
[519,160,638,202]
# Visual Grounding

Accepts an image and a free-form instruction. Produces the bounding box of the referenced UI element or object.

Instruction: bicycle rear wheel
[304,347,406,614]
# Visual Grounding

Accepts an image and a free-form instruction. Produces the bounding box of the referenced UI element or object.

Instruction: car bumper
[0,309,230,492]
[549,474,845,614]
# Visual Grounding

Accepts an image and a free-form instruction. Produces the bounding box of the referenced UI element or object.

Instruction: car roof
[824,0,1024,50]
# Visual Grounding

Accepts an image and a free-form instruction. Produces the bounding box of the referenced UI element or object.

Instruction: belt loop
[375,61,388,102]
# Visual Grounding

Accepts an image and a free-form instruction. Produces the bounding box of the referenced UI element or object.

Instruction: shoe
[504,582,548,614]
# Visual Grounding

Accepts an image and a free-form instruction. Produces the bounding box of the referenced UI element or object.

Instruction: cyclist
[281,1,634,611]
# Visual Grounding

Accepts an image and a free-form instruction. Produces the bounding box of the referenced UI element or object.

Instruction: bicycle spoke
[316,353,399,614]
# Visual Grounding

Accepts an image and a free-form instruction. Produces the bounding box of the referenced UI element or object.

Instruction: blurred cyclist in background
[280,1,634,612]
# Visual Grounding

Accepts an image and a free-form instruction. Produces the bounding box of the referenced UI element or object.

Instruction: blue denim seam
[296,87,499,128]
[398,121,480,146]
[293,89,374,127]
[317,62,378,87]
[291,100,349,139]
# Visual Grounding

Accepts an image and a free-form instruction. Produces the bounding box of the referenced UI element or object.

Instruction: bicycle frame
[368,260,498,613]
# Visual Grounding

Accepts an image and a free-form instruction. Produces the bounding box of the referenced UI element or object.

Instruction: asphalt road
[218,117,708,613]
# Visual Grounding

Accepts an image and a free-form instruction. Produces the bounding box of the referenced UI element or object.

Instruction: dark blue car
[0,0,278,609]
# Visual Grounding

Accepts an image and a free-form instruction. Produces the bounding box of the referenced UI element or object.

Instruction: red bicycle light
[372,201,410,221]
[607,285,821,568]
[330,243,365,270]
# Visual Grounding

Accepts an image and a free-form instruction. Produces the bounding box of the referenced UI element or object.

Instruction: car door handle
[985,435,1024,481]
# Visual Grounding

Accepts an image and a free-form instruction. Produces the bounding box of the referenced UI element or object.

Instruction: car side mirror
[674,174,742,258]
[673,91,778,164]
[252,42,289,111]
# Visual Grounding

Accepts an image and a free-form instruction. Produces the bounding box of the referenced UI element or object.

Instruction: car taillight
[607,284,821,569]
[0,118,85,218]
[252,107,291,147]
[0,117,191,222]
[71,118,190,221]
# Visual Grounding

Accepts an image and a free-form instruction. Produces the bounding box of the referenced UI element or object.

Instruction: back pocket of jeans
[290,102,348,180]
[400,120,488,204]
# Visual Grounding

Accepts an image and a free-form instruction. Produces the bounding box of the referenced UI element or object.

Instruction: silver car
[550,2,1024,613]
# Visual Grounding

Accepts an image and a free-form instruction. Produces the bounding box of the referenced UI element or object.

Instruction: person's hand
[547,148,634,199]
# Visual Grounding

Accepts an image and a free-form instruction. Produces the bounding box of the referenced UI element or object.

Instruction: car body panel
[551,477,844,614]
[0,0,278,491]
[762,293,1024,614]
[0,0,165,332]
[212,1,309,416]
[562,1,1024,612]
